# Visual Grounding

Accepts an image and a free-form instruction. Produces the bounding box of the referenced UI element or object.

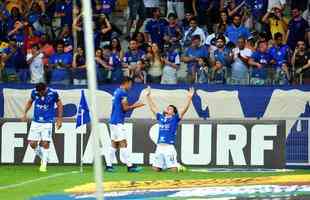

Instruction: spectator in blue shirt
[163,13,183,51]
[145,8,168,47]
[225,14,251,45]
[210,35,232,84]
[55,0,73,27]
[269,32,290,85]
[182,35,209,83]
[48,42,72,85]
[94,0,115,17]
[286,7,309,50]
[2,40,28,82]
[249,40,273,85]
[123,39,145,78]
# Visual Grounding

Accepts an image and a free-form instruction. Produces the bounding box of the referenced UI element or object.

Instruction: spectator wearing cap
[225,14,251,45]
[182,34,209,83]
[209,35,232,84]
[267,0,286,12]
[163,13,183,52]
[182,17,206,49]
[230,37,252,85]
[249,40,273,85]
[167,0,185,20]
[262,5,288,39]
[161,44,180,84]
[268,32,290,85]
[292,40,310,84]
[144,8,168,47]
[27,43,45,83]
[48,41,72,84]
[72,47,86,85]
[286,7,309,50]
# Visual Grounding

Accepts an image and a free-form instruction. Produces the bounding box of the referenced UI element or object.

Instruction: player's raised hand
[56,117,62,130]
[188,87,195,99]
[146,86,151,96]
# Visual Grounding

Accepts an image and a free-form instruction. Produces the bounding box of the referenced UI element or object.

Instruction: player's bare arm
[121,99,145,112]
[146,86,159,116]
[56,100,63,130]
[179,88,195,119]
[21,99,34,122]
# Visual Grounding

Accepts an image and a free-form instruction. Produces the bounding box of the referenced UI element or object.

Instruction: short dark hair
[31,44,40,50]
[274,32,283,39]
[168,105,178,115]
[36,83,47,92]
[168,13,177,19]
[121,77,133,85]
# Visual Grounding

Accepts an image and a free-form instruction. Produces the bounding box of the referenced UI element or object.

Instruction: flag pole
[80,109,84,173]
[82,0,104,199]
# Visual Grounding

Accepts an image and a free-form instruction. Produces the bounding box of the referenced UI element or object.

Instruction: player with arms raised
[106,77,145,172]
[21,83,63,172]
[146,86,194,172]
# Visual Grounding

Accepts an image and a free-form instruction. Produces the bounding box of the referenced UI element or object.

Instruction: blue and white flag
[76,90,91,128]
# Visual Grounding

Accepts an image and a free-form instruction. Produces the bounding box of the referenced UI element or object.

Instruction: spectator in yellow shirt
[262,5,288,39]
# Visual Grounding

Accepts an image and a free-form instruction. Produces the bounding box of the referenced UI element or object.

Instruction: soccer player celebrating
[21,83,63,172]
[146,86,194,172]
[106,77,145,172]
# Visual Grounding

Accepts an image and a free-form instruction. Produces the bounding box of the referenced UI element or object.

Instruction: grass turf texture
[0,165,309,200]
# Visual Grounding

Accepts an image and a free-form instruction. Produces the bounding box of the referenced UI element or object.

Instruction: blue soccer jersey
[109,88,128,124]
[31,88,60,123]
[156,113,181,145]
[268,45,290,68]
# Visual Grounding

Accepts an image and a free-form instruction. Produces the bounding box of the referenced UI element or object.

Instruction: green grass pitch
[0,165,309,200]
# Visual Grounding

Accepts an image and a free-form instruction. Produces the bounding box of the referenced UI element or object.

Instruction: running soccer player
[21,83,63,172]
[146,86,194,172]
[106,77,145,172]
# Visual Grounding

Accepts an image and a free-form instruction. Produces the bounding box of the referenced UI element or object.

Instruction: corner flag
[76,90,91,128]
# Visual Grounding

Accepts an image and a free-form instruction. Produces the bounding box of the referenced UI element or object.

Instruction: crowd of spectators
[0,0,309,85]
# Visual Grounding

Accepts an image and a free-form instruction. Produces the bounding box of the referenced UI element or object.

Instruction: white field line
[0,171,79,190]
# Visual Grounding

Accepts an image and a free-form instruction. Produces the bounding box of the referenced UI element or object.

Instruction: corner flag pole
[80,109,84,173]
[82,0,104,199]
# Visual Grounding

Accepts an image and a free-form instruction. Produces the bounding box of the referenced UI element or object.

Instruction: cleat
[177,164,187,172]
[105,166,116,172]
[39,160,47,172]
[128,165,142,173]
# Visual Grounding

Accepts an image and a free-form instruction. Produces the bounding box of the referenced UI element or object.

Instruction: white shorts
[27,121,53,142]
[109,124,127,142]
[152,144,178,169]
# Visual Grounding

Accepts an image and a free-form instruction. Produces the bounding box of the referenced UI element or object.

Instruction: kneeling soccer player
[146,86,194,172]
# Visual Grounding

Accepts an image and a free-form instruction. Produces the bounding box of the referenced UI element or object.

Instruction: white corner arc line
[0,171,79,190]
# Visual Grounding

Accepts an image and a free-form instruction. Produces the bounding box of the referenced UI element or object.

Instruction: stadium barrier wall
[0,84,309,166]
[0,119,286,168]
